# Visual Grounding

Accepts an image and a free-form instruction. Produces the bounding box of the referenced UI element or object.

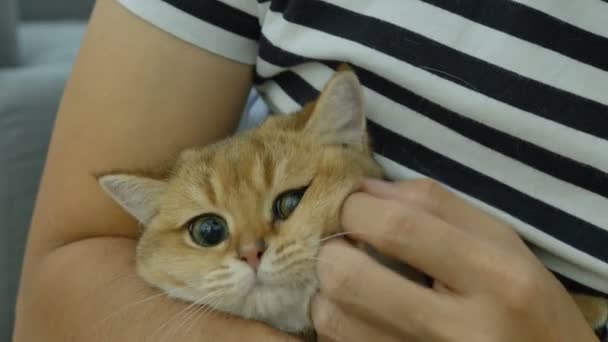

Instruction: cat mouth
[245,274,286,296]
[247,275,268,293]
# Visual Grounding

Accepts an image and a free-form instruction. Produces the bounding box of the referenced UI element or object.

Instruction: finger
[311,294,409,342]
[341,192,499,290]
[316,240,447,337]
[362,178,521,245]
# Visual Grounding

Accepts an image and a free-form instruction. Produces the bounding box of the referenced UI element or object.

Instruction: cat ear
[305,68,366,148]
[98,174,168,225]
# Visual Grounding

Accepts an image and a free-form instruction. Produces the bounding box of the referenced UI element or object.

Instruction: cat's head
[98,68,382,332]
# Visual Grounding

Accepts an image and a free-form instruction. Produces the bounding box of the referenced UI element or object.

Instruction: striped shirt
[117,0,608,294]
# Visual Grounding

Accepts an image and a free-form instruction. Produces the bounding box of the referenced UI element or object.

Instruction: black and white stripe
[117,0,608,293]
[418,0,608,72]
[265,0,608,137]
[162,0,260,40]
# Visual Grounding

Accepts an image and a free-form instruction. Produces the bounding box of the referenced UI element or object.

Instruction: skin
[13,0,296,341]
[311,178,600,342]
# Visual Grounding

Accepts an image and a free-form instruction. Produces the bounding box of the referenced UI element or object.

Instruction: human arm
[311,179,599,342]
[13,1,296,341]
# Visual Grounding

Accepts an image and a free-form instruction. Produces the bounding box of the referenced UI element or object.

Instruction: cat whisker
[205,268,234,279]
[273,245,301,260]
[271,245,306,263]
[314,230,424,253]
[153,302,200,340]
[164,300,224,341]
[318,231,354,243]
[182,302,213,336]
[305,256,337,262]
[273,255,314,275]
[202,280,238,293]
[150,291,217,340]
[95,284,196,329]
[166,296,220,340]
[161,304,202,341]
[201,297,224,322]
[207,273,233,282]
[184,298,225,340]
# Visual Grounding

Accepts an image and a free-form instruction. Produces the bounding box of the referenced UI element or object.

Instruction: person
[13,0,608,341]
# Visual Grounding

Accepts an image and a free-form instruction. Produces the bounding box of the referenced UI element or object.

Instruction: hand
[311,179,598,342]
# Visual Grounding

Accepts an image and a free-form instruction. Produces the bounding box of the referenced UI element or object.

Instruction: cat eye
[273,189,306,221]
[188,214,229,247]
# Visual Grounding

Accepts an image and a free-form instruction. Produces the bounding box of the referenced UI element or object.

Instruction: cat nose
[238,246,265,271]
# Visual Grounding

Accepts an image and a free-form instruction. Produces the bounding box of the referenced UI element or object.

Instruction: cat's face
[99,69,382,333]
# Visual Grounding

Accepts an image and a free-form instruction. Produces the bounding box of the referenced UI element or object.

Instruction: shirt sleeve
[117,0,260,65]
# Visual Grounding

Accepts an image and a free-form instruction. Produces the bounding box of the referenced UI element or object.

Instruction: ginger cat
[98,68,607,338]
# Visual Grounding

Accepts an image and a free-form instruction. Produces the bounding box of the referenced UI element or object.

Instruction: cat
[98,67,607,338]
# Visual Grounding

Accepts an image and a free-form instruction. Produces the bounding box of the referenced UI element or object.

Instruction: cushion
[0,0,18,67]
[0,21,86,341]
[19,0,94,21]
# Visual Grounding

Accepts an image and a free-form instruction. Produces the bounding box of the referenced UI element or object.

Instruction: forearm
[14,237,294,342]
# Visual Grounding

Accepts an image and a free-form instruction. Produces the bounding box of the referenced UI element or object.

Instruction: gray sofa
[0,0,94,339]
